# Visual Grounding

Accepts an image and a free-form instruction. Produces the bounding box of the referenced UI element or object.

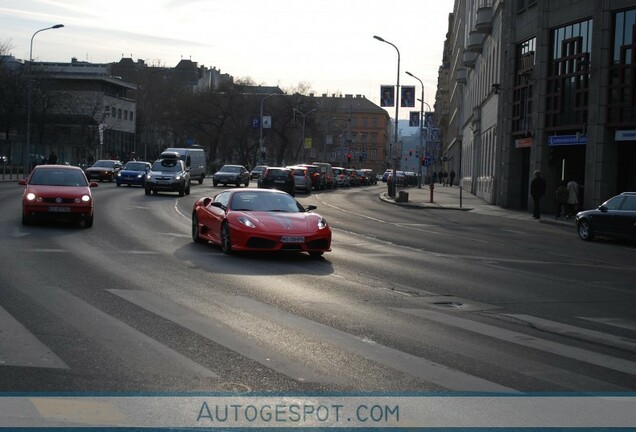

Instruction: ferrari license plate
[280,236,304,243]
[49,206,70,213]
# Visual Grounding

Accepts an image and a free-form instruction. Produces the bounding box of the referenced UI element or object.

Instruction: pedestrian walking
[47,150,58,165]
[530,170,546,219]
[449,170,456,187]
[555,180,568,219]
[566,179,579,219]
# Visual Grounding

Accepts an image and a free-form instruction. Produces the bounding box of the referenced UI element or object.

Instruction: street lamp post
[405,71,424,188]
[293,107,317,163]
[374,35,400,198]
[259,93,277,166]
[24,24,64,177]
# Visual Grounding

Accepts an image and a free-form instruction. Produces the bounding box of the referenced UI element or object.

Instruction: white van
[161,147,206,184]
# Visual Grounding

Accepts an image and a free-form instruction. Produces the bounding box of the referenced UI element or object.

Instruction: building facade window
[608,8,636,126]
[545,19,592,131]
[512,37,536,135]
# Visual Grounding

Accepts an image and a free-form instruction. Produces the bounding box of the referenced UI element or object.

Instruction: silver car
[145,158,191,196]
[287,166,312,194]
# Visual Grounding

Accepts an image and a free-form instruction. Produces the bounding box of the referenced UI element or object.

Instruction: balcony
[455,68,467,84]
[467,31,485,53]
[475,6,493,33]
[463,51,477,68]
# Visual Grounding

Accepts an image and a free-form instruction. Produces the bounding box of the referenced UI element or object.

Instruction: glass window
[602,195,625,210]
[215,191,231,207]
[620,196,636,210]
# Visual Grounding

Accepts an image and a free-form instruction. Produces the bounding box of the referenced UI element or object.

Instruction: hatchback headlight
[26,192,36,201]
[81,195,91,203]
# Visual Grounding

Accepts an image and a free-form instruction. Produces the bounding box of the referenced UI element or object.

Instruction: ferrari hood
[237,211,319,232]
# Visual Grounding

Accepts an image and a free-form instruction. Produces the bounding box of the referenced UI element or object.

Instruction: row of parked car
[244,163,378,196]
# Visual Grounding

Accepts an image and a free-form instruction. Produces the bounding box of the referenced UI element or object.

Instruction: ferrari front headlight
[238,217,255,228]
[318,218,328,229]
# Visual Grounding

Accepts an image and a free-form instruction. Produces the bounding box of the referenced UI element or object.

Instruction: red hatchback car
[19,165,98,227]
[191,188,331,257]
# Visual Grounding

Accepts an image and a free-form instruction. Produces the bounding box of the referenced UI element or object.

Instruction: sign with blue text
[548,134,587,146]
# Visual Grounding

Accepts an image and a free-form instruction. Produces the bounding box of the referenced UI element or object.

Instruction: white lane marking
[29,286,218,378]
[216,293,516,392]
[108,289,346,385]
[396,308,636,375]
[503,314,636,352]
[0,305,68,369]
[578,317,636,332]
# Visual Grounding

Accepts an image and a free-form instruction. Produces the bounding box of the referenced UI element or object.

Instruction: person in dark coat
[47,150,58,165]
[530,170,547,219]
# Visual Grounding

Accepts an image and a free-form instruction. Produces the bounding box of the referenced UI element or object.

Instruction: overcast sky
[1,0,454,119]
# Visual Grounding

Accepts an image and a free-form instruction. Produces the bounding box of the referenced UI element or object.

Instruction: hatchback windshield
[30,169,88,187]
[152,160,182,172]
[92,160,116,168]
[124,162,148,171]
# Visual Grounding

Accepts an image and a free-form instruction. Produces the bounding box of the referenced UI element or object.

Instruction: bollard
[429,182,434,203]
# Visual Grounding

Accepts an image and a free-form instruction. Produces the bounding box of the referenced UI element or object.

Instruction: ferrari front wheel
[221,222,233,254]
[192,213,203,243]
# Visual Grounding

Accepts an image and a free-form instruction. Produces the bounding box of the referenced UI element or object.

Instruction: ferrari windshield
[230,191,302,212]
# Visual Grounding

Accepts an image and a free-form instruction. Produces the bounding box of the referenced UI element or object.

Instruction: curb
[378,192,472,211]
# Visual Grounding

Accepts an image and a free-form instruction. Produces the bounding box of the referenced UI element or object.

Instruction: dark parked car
[258,167,295,196]
[85,159,123,182]
[250,165,267,180]
[575,192,636,245]
[298,164,325,190]
[213,165,250,187]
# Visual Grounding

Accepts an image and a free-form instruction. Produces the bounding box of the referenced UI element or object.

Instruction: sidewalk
[379,182,575,228]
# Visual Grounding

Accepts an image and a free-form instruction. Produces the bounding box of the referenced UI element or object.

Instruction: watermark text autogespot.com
[196,401,400,425]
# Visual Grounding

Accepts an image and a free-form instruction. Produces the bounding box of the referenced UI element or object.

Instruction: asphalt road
[1,179,635,394]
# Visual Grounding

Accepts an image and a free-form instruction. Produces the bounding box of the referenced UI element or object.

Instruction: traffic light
[409,150,412,157]
[347,153,352,164]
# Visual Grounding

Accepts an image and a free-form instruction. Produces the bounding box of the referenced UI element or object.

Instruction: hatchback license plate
[49,206,70,213]
[280,236,304,243]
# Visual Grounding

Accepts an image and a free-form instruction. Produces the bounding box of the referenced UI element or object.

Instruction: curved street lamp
[293,107,317,163]
[24,24,64,176]
[406,71,425,188]
[373,35,400,198]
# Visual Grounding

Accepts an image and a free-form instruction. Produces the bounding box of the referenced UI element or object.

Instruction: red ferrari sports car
[191,188,331,256]
[19,164,97,227]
